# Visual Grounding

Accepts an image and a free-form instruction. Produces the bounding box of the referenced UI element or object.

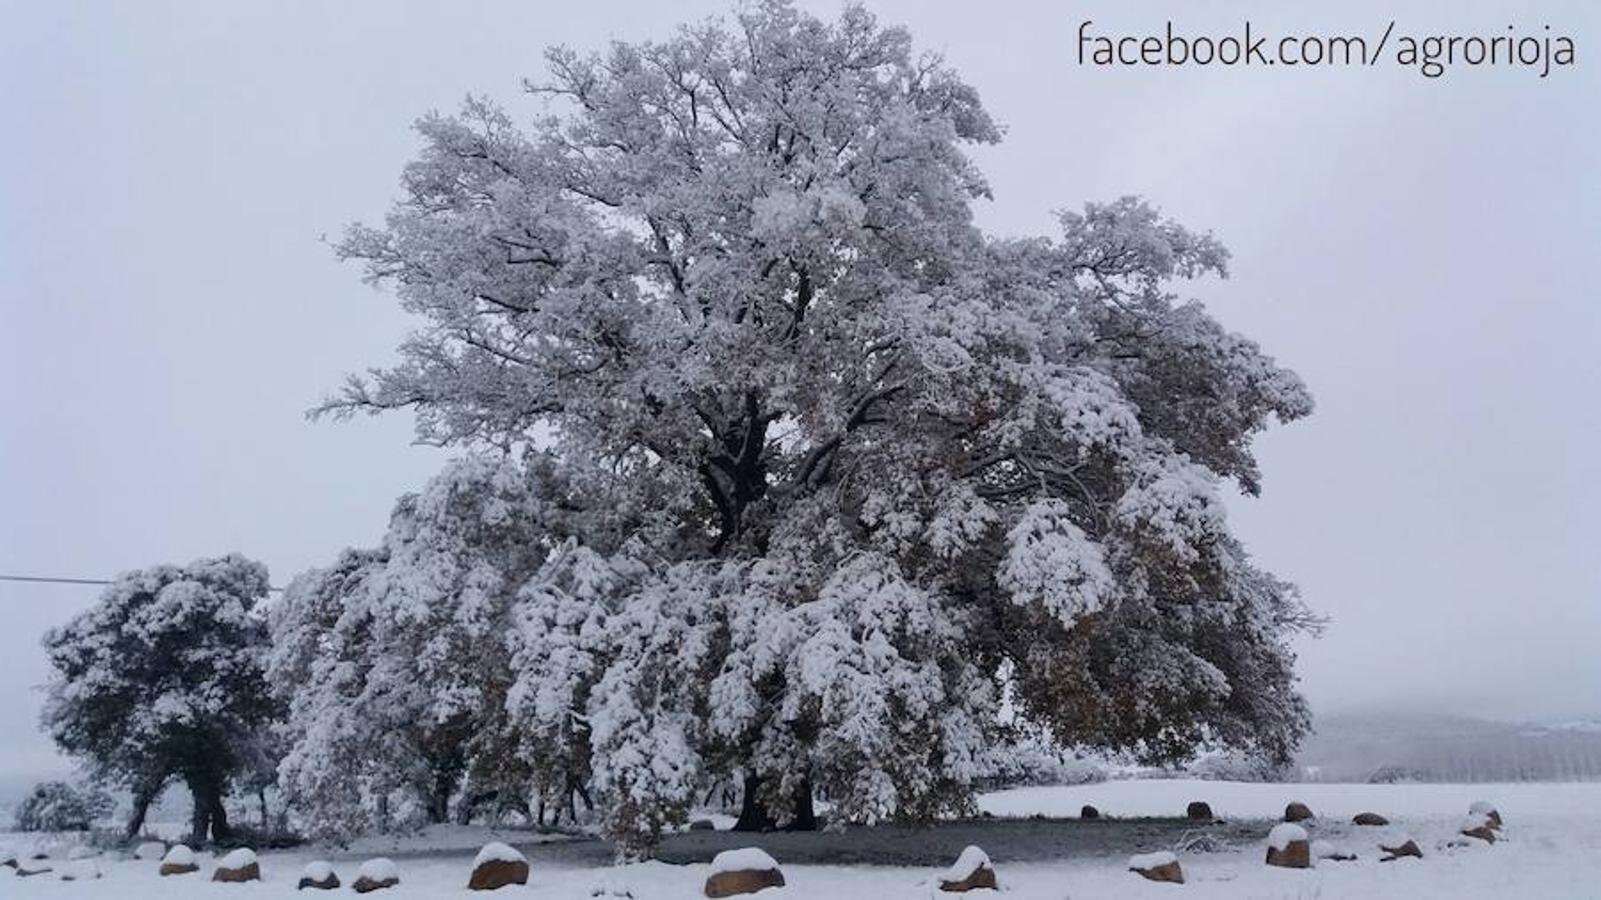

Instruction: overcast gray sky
[3,0,1598,779]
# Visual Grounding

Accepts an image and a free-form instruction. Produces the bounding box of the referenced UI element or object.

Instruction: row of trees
[40,1,1316,858]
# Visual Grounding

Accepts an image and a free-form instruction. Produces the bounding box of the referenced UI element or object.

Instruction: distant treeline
[1297,715,1601,783]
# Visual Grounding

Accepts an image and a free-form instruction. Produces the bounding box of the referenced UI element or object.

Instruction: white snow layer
[710,847,779,874]
[473,841,526,866]
[1312,839,1355,859]
[301,860,334,880]
[358,857,399,881]
[1269,823,1308,850]
[1470,800,1498,817]
[133,841,165,861]
[942,845,991,881]
[1128,850,1177,869]
[7,780,1601,899]
[218,848,256,869]
[160,844,195,866]
[62,858,101,880]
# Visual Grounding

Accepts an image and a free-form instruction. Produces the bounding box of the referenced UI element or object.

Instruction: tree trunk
[787,778,817,831]
[733,775,775,831]
[189,797,211,845]
[733,775,817,832]
[208,790,232,842]
[124,777,163,840]
[185,773,232,844]
[429,766,457,824]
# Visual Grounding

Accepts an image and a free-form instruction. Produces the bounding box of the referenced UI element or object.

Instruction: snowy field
[7,779,1601,898]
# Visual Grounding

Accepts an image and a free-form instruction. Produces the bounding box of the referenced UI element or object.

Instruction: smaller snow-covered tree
[40,555,279,843]
[12,780,112,832]
[271,456,557,840]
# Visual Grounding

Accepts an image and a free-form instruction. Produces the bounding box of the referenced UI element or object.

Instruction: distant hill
[1298,713,1601,783]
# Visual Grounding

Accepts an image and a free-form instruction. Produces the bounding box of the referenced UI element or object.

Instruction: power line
[0,574,283,593]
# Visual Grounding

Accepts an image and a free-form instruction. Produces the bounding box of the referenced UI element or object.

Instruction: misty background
[3,0,1598,794]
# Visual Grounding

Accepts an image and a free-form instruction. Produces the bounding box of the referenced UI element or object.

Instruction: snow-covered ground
[6,779,1600,898]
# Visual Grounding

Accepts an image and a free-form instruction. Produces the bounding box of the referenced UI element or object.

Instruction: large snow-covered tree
[320,0,1316,856]
[40,555,279,842]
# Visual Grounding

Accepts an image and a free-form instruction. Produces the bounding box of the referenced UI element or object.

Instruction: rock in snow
[705,847,785,897]
[469,842,529,891]
[1460,813,1498,843]
[1283,801,1315,822]
[159,843,199,876]
[212,847,261,883]
[1265,823,1311,868]
[938,845,998,891]
[1185,800,1214,820]
[354,857,401,893]
[1470,800,1504,827]
[299,859,341,890]
[1129,850,1184,883]
[1311,839,1357,862]
[134,840,166,860]
[1352,811,1390,826]
[59,858,101,881]
[1380,839,1425,861]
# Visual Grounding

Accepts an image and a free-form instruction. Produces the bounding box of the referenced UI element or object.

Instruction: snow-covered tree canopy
[12,780,112,833]
[269,457,553,840]
[40,554,278,842]
[318,0,1315,855]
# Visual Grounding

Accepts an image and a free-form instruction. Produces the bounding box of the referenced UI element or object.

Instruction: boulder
[1265,823,1311,868]
[1379,839,1424,862]
[2,846,17,869]
[1352,812,1389,826]
[15,863,53,877]
[212,848,261,883]
[705,847,785,898]
[353,857,401,893]
[469,842,529,891]
[937,845,997,892]
[1312,839,1357,862]
[134,840,167,861]
[1283,801,1315,822]
[1185,801,1214,820]
[1080,805,1100,820]
[298,860,340,890]
[1460,814,1497,844]
[689,819,717,832]
[160,843,200,876]
[1128,851,1183,884]
[60,859,102,881]
[1470,801,1502,828]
